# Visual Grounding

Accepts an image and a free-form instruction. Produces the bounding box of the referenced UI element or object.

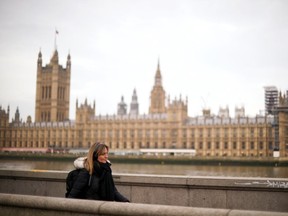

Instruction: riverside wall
[1,193,288,216]
[0,170,287,213]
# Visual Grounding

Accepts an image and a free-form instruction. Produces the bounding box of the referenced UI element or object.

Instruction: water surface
[1,159,287,178]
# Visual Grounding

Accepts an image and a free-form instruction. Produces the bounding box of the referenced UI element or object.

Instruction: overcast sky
[0,0,287,121]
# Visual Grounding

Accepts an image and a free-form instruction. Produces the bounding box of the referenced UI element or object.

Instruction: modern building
[264,86,278,115]
[0,49,288,157]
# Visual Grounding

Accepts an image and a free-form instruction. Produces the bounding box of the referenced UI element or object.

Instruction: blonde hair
[84,142,109,175]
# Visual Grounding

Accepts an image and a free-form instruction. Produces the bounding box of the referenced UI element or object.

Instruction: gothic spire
[155,58,162,86]
[130,88,139,115]
[66,52,71,68]
[37,48,42,66]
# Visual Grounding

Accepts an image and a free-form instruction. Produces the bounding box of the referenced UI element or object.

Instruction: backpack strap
[88,174,92,187]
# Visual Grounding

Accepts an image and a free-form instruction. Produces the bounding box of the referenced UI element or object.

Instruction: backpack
[65,169,81,198]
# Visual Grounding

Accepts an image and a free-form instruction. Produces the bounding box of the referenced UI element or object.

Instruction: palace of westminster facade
[0,48,288,157]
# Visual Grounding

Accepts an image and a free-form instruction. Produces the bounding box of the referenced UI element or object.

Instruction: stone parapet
[1,193,287,216]
[0,170,287,212]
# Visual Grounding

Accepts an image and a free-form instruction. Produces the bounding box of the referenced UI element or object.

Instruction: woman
[67,142,129,202]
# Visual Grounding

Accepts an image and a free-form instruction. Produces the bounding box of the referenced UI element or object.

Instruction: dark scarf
[93,161,115,201]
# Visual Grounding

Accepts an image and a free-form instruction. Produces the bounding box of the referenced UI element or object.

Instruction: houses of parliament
[0,48,288,157]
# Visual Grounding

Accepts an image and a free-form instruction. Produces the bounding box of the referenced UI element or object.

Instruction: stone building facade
[35,50,71,122]
[0,49,287,157]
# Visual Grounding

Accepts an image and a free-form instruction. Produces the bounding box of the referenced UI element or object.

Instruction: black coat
[68,166,129,202]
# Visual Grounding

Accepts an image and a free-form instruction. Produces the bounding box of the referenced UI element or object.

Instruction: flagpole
[54,28,58,51]
[54,30,56,51]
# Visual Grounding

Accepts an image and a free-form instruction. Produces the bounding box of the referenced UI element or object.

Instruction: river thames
[1,158,287,178]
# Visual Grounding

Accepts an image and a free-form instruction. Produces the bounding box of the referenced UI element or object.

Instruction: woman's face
[97,147,108,163]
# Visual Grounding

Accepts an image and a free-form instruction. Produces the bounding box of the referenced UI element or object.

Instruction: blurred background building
[0,49,287,157]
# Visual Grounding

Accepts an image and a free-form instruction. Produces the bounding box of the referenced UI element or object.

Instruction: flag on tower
[54,29,59,50]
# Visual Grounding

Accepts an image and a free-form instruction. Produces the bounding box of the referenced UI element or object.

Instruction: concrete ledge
[1,169,287,190]
[1,193,287,216]
[0,170,287,212]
